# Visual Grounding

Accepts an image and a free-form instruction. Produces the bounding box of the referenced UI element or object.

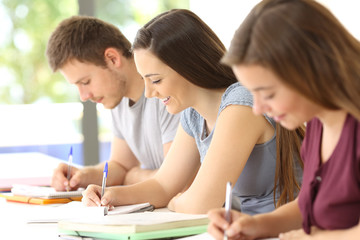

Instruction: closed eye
[264,93,275,100]
[80,80,90,86]
[152,79,161,84]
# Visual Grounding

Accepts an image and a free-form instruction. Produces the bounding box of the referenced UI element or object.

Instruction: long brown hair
[222,0,360,121]
[132,9,237,89]
[275,124,304,207]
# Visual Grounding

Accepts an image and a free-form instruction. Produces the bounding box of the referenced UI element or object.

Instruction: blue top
[181,82,287,215]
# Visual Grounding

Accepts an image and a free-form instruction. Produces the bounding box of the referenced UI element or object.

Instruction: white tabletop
[0,198,60,239]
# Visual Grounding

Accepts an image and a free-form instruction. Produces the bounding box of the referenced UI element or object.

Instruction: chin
[279,121,302,130]
[165,106,181,115]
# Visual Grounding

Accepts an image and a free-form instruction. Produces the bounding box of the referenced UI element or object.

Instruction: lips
[162,96,170,105]
[92,97,103,103]
[273,114,285,122]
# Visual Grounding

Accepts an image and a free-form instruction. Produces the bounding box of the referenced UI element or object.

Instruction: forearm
[310,224,360,240]
[111,178,174,208]
[255,200,303,238]
[123,167,157,185]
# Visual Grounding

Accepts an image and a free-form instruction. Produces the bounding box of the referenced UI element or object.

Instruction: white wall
[190,0,360,49]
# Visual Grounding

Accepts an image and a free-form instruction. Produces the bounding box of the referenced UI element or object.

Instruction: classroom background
[0,0,359,166]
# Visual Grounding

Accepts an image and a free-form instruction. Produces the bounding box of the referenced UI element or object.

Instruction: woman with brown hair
[82,9,303,215]
[208,0,360,239]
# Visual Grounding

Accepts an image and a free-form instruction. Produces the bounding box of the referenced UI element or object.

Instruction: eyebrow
[144,73,160,78]
[252,86,274,92]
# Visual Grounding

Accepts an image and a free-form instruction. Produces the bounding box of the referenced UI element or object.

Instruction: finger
[208,208,229,230]
[51,163,68,191]
[100,190,113,206]
[207,221,226,240]
[69,169,81,189]
[226,214,253,238]
[82,185,102,206]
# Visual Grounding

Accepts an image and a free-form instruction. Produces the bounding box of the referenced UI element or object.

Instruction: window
[0,0,189,165]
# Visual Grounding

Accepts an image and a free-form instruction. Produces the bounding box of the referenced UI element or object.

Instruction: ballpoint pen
[66,146,73,192]
[224,181,232,240]
[101,162,108,201]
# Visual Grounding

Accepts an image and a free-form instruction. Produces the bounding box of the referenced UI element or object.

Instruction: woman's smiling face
[134,49,195,114]
[232,64,320,130]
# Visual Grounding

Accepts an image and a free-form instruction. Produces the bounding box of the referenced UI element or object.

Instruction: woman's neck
[317,109,348,163]
[192,87,227,132]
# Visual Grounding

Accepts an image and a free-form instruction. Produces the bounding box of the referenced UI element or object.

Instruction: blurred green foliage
[0,0,78,104]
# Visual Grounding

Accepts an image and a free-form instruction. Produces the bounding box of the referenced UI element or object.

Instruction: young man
[46,16,180,191]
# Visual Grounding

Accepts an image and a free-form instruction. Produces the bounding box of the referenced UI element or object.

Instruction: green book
[58,211,209,240]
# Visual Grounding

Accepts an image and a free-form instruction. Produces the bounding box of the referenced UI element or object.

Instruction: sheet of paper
[11,184,83,199]
[176,232,279,240]
[27,201,152,223]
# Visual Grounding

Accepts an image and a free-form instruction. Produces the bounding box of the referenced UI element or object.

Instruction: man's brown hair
[46,16,132,71]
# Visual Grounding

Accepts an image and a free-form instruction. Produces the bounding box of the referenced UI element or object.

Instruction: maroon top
[298,114,360,234]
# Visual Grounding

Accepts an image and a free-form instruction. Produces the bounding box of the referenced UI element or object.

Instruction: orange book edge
[0,193,82,205]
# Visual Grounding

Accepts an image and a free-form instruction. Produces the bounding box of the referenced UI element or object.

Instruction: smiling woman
[81,9,304,217]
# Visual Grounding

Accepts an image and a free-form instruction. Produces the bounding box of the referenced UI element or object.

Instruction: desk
[0,199,279,240]
[0,198,59,239]
[0,152,77,239]
[0,200,203,240]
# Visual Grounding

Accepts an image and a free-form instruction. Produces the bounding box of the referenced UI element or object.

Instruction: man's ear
[104,48,121,67]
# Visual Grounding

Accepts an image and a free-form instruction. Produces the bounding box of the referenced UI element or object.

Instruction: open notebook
[58,211,209,240]
[27,201,153,223]
[11,184,83,199]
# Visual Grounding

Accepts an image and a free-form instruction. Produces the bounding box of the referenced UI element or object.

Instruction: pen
[224,181,232,240]
[66,146,73,192]
[101,162,108,201]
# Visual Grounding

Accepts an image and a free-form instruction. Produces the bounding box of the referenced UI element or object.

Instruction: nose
[78,87,92,102]
[144,80,156,98]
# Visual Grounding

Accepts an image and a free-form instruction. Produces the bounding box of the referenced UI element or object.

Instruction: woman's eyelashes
[152,79,161,84]
[264,93,275,100]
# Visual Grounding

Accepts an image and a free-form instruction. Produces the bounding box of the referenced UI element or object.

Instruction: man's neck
[124,58,145,103]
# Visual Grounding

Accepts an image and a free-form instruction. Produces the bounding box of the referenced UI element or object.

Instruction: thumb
[69,170,82,188]
[100,189,113,206]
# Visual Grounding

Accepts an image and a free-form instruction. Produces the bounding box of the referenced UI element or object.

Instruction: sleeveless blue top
[181,82,295,215]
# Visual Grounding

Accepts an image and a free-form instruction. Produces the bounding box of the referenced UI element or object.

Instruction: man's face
[59,59,126,109]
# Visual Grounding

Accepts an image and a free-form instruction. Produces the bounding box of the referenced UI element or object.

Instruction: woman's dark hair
[132,9,237,89]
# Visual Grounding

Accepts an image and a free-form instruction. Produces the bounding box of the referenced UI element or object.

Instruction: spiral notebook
[11,184,83,199]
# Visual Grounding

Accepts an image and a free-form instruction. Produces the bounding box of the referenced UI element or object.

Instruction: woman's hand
[82,184,117,209]
[208,208,259,240]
